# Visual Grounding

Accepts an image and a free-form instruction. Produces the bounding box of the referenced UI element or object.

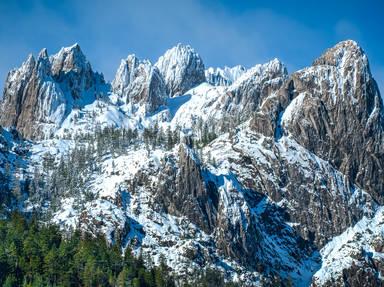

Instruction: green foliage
[0,213,241,286]
[0,213,175,287]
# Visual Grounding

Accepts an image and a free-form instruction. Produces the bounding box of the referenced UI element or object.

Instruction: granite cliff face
[155,143,219,234]
[251,41,384,203]
[112,54,140,97]
[1,40,383,286]
[0,44,107,139]
[281,40,384,205]
[226,58,288,121]
[147,140,318,282]
[155,44,206,97]
[112,55,167,113]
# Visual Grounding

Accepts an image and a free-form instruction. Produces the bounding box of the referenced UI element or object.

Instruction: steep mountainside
[282,41,384,205]
[0,40,383,286]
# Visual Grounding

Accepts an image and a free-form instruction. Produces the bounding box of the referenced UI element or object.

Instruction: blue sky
[0,0,383,93]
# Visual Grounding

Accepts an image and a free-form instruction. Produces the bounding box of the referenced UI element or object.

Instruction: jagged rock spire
[50,43,89,75]
[112,54,140,96]
[155,43,206,97]
[0,44,108,139]
[112,55,167,114]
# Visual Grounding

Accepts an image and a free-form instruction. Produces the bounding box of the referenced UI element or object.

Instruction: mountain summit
[112,54,167,113]
[155,43,206,97]
[0,44,108,139]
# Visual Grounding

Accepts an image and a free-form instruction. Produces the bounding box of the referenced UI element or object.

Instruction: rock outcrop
[112,55,167,113]
[112,55,140,96]
[155,44,206,97]
[224,59,288,122]
[207,129,377,248]
[251,41,384,206]
[0,44,107,139]
[153,142,317,281]
[155,143,219,233]
[50,44,107,102]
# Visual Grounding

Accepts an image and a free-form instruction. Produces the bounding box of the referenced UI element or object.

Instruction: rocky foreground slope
[0,40,383,286]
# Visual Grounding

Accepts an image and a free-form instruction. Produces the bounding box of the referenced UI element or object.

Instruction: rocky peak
[38,48,49,60]
[0,44,108,139]
[35,48,51,79]
[112,55,166,113]
[49,43,106,101]
[223,58,288,121]
[127,62,167,114]
[155,43,206,97]
[7,54,36,84]
[111,54,140,96]
[50,43,88,75]
[0,54,38,130]
[313,40,368,69]
[278,40,384,203]
[231,58,287,87]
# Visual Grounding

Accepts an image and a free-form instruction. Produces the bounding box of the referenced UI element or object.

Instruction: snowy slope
[312,207,384,286]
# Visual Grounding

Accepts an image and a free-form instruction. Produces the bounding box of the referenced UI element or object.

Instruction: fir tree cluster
[0,213,175,287]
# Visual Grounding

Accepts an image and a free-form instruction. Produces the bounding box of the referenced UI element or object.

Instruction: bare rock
[0,44,107,139]
[112,55,167,113]
[280,40,384,204]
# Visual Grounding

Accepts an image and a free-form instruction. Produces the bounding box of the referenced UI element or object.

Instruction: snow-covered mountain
[0,40,383,286]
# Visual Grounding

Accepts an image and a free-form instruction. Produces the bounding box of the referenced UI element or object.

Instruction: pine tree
[202,122,209,145]
[166,127,173,150]
[173,128,180,145]
[44,247,60,286]
[3,275,17,287]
